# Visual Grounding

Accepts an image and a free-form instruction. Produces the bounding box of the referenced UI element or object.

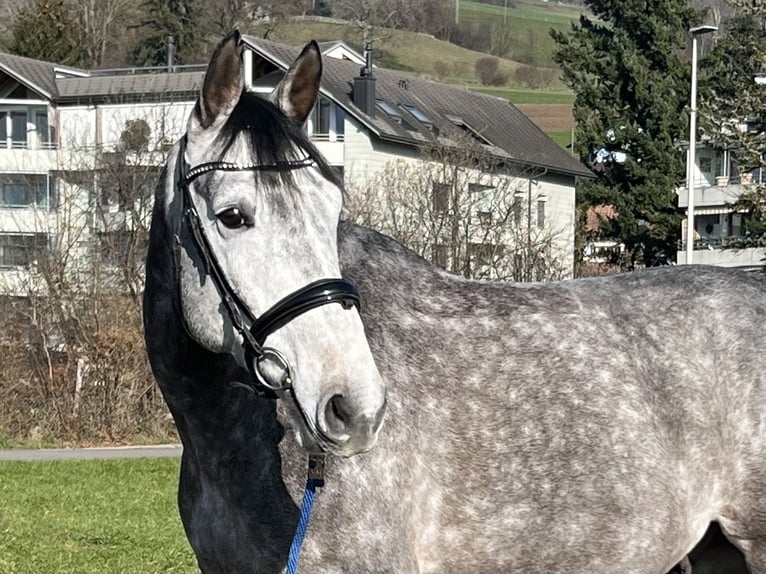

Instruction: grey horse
[144,32,766,573]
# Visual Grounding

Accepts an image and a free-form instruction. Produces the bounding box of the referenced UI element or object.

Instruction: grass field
[459,0,586,65]
[545,130,575,151]
[0,458,197,574]
[460,0,585,26]
[470,86,574,104]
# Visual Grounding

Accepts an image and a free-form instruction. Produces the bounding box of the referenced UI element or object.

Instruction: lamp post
[685,24,717,265]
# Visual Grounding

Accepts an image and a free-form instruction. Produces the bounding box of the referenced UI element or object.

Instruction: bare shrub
[488,22,513,58]
[451,22,488,52]
[0,293,172,444]
[514,64,557,89]
[433,60,450,80]
[346,131,567,282]
[0,127,176,445]
[475,56,508,86]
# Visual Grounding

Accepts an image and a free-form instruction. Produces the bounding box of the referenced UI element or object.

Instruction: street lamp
[685,24,717,265]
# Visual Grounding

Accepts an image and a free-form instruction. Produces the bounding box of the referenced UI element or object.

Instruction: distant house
[243,37,591,278]
[0,38,590,293]
[677,137,766,267]
[582,204,624,265]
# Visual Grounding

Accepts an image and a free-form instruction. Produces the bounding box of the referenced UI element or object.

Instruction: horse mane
[215,90,341,191]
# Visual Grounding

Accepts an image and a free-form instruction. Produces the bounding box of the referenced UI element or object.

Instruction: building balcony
[677,236,766,267]
[677,180,744,209]
[0,147,58,172]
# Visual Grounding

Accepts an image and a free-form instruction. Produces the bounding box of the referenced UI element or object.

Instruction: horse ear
[271,41,322,125]
[194,30,244,130]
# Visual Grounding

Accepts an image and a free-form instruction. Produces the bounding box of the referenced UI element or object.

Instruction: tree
[699,5,766,242]
[330,0,447,45]
[552,1,703,267]
[0,133,165,443]
[346,134,567,282]
[201,0,312,38]
[71,0,134,67]
[9,0,85,66]
[130,0,207,67]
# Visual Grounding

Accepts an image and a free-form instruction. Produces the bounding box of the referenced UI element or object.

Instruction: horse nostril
[325,394,351,435]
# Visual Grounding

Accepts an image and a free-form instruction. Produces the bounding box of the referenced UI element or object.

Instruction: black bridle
[174,135,361,398]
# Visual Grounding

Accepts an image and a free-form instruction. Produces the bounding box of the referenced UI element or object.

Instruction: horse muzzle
[315,389,387,457]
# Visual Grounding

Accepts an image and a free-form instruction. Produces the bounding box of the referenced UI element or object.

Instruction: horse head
[165,31,386,457]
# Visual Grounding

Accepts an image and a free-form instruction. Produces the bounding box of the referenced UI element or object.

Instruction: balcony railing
[0,140,58,151]
[679,234,766,251]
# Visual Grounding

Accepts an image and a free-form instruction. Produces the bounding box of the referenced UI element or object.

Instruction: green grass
[546,129,575,150]
[0,458,197,573]
[459,0,585,65]
[460,0,584,26]
[469,86,574,104]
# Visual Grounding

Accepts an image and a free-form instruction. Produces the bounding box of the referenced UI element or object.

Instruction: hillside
[257,19,569,91]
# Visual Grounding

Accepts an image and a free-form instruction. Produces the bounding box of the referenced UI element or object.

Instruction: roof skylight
[446,115,492,146]
[376,100,401,121]
[399,102,432,128]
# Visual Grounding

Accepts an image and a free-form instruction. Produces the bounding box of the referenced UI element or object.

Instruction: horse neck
[144,180,283,471]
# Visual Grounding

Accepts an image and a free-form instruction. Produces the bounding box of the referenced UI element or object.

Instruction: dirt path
[0,444,182,461]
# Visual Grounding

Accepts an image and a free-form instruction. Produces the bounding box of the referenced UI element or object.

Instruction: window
[399,103,433,129]
[34,112,54,149]
[537,200,546,229]
[0,233,48,267]
[309,97,343,141]
[0,108,53,149]
[446,115,492,145]
[376,100,401,121]
[432,182,450,213]
[513,194,523,226]
[312,97,332,137]
[470,242,502,269]
[469,183,494,217]
[99,168,158,211]
[699,156,712,174]
[11,111,27,149]
[0,174,50,208]
[335,107,345,138]
[478,211,493,226]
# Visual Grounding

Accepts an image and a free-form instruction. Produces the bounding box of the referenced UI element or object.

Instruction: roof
[316,41,366,65]
[242,36,592,179]
[0,51,201,104]
[0,52,75,98]
[56,71,202,103]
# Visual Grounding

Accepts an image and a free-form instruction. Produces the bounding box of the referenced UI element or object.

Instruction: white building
[677,138,766,267]
[0,38,590,292]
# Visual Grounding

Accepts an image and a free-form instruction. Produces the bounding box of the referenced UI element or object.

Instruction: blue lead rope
[286,456,325,574]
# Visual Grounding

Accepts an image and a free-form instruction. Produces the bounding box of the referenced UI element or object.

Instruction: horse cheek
[179,255,236,353]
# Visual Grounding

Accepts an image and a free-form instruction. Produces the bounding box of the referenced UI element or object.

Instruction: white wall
[100,102,192,150]
[341,115,577,277]
[59,102,192,152]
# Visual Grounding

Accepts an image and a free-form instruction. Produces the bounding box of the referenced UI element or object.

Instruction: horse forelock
[213,91,342,195]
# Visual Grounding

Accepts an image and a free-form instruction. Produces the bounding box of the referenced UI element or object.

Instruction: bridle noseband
[174,135,360,398]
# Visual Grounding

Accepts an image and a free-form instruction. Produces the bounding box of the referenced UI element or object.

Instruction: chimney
[352,41,376,117]
[167,34,176,72]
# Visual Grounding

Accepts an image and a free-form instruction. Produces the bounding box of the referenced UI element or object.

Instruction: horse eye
[217,207,247,229]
